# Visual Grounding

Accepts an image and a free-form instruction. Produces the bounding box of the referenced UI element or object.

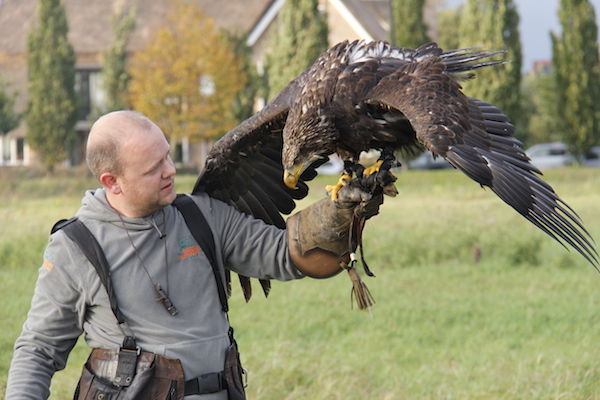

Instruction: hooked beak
[284,163,307,189]
[284,154,327,189]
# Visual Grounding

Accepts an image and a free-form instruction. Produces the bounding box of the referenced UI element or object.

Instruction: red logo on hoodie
[178,238,201,260]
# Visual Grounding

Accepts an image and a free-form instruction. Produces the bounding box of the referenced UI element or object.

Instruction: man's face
[116,125,177,216]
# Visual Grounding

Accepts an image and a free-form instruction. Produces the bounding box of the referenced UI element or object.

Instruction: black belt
[184,371,226,395]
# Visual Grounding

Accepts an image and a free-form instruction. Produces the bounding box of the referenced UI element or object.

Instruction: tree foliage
[0,80,21,134]
[436,6,462,50]
[26,0,77,170]
[265,0,328,99]
[551,0,600,159]
[522,69,562,145]
[391,0,430,48]
[459,0,524,140]
[226,32,260,123]
[101,7,136,113]
[129,2,245,141]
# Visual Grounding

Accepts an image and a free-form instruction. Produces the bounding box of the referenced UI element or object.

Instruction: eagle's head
[282,106,337,189]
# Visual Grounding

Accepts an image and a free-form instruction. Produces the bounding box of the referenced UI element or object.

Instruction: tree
[226,32,260,123]
[391,0,430,48]
[551,0,600,160]
[459,0,524,141]
[522,68,562,146]
[101,7,136,113]
[436,6,462,50]
[26,0,77,170]
[129,2,245,143]
[265,0,328,99]
[0,80,21,134]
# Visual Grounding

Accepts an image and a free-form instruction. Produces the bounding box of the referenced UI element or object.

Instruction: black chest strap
[52,218,138,386]
[172,194,229,313]
[51,195,225,318]
[51,195,226,386]
[53,218,128,327]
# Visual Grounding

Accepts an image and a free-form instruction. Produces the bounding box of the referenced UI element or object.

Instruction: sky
[443,0,600,72]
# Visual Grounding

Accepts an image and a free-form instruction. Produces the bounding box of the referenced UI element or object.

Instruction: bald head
[86,111,158,179]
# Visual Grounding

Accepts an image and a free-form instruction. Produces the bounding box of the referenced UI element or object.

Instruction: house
[0,0,271,168]
[247,0,391,69]
[531,60,552,76]
[0,0,439,169]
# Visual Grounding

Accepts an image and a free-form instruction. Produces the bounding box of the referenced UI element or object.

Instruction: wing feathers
[445,145,493,185]
[192,81,301,300]
[487,154,597,267]
[193,39,598,304]
[368,53,597,267]
[239,168,286,227]
[249,164,296,215]
[483,119,514,135]
[238,275,252,302]
[440,48,506,76]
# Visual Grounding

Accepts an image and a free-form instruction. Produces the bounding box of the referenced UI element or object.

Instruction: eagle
[192,40,599,301]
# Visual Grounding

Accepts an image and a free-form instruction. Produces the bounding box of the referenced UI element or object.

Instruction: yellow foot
[363,160,383,176]
[325,174,352,201]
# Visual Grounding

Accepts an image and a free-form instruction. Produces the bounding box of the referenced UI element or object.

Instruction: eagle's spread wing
[192,76,325,300]
[363,44,598,267]
[192,40,598,300]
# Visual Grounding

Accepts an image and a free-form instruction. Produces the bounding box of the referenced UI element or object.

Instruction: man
[6,111,382,399]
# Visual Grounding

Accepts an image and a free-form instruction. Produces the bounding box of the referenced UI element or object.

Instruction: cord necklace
[118,209,178,316]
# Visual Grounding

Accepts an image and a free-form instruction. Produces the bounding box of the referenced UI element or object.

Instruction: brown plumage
[193,40,598,301]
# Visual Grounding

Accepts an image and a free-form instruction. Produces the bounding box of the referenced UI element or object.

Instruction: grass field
[1,167,600,399]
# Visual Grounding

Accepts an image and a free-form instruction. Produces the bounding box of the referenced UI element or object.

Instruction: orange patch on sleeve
[42,259,54,272]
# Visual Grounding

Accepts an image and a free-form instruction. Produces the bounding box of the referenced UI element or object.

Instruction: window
[1,135,9,163]
[174,142,183,164]
[75,69,106,120]
[16,137,24,161]
[548,148,566,156]
[586,149,599,160]
[0,136,25,165]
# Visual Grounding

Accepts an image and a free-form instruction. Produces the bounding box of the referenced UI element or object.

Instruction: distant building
[0,0,438,169]
[0,0,269,168]
[532,60,552,76]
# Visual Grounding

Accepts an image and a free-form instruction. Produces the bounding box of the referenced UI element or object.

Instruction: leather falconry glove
[287,170,396,308]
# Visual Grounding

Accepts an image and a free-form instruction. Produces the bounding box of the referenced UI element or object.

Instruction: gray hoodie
[7,189,303,399]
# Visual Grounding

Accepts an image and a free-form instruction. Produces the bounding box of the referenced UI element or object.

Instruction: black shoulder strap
[52,195,228,315]
[54,218,139,385]
[54,217,128,326]
[172,194,229,313]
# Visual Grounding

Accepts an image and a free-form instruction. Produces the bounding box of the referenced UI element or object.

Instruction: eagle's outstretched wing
[364,45,599,267]
[192,75,325,300]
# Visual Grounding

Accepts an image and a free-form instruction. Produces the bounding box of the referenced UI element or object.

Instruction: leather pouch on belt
[223,330,247,400]
[73,348,185,400]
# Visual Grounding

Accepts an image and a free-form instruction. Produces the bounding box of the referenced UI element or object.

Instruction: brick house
[0,0,438,169]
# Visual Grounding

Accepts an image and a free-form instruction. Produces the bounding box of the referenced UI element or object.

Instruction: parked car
[525,142,575,169]
[526,142,600,169]
[317,143,599,175]
[583,146,600,168]
[407,152,452,170]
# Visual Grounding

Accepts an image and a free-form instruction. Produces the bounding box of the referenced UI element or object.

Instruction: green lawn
[1,167,599,399]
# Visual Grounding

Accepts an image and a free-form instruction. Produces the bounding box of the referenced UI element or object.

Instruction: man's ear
[99,172,122,195]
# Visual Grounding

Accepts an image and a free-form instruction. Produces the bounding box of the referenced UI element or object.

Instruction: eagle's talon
[363,160,384,176]
[326,173,352,201]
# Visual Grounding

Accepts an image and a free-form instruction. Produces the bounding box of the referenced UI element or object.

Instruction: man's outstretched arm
[6,234,85,400]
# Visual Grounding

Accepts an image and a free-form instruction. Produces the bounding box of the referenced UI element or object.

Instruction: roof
[337,0,390,41]
[0,0,272,56]
[247,0,391,46]
[0,0,273,128]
